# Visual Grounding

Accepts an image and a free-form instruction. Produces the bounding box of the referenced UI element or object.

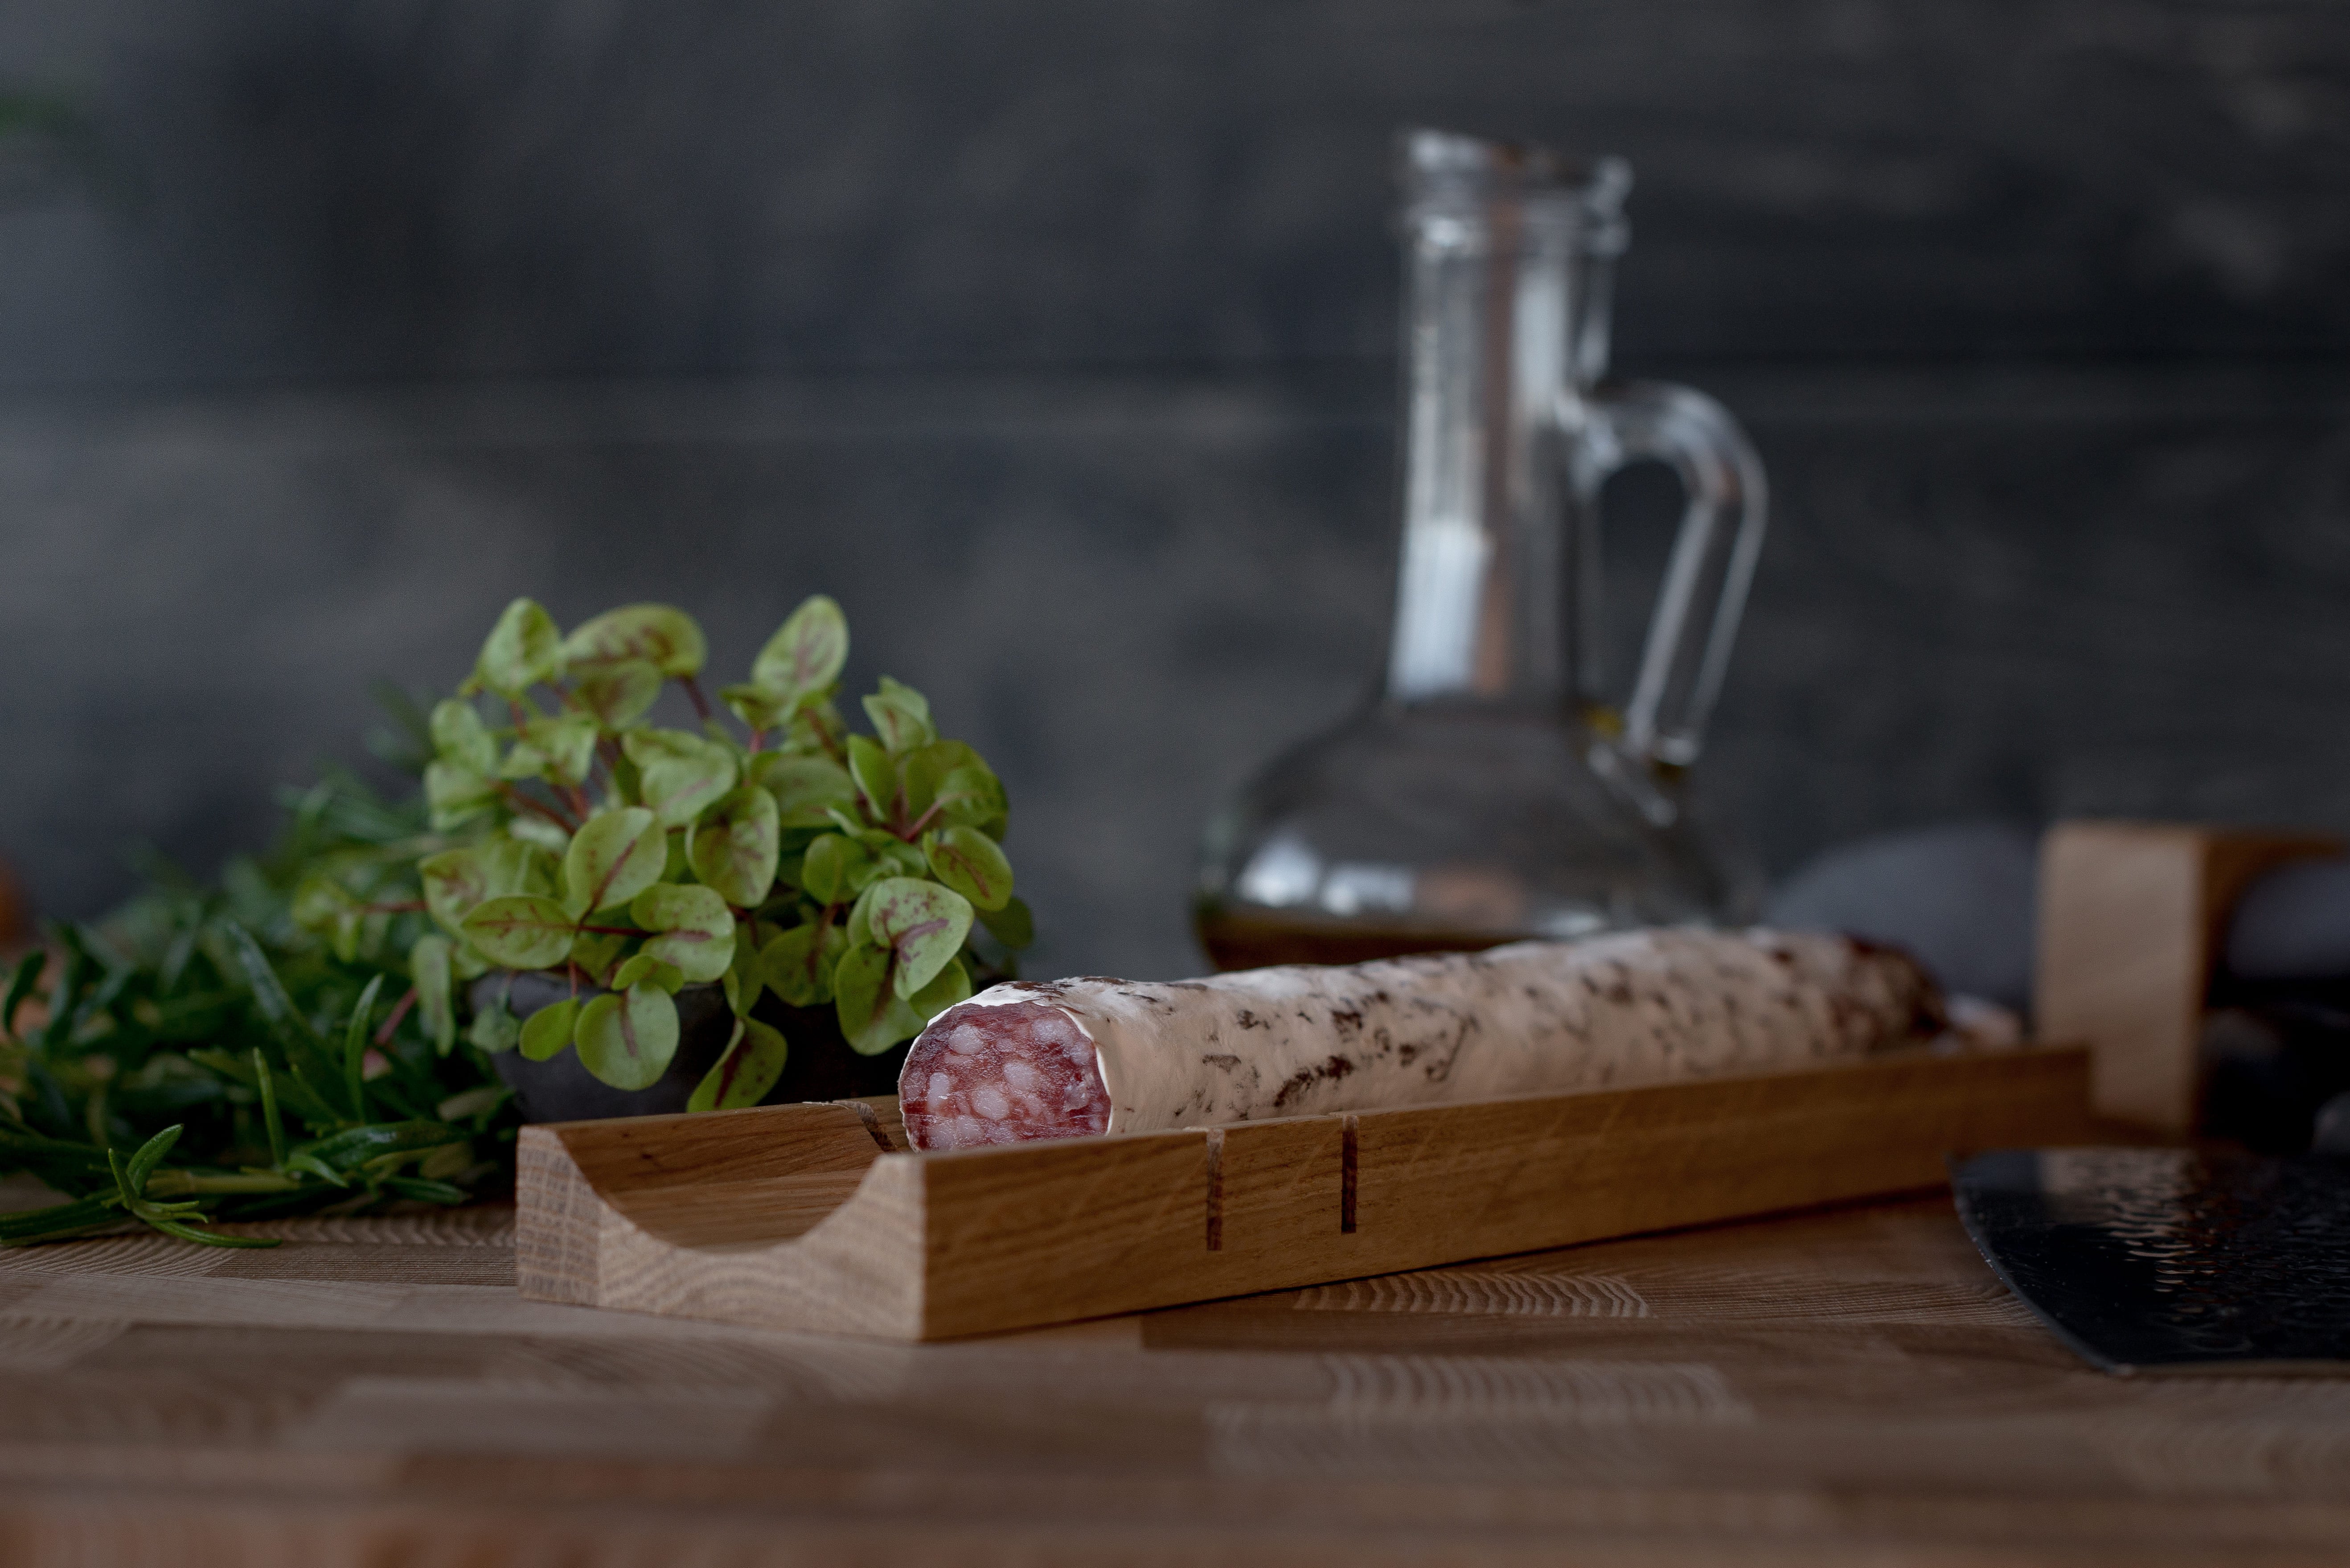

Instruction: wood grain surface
[2,1192,2347,1566]
[517,1047,2093,1340]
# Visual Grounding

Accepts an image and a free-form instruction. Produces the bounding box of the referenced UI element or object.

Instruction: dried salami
[899,929,1944,1152]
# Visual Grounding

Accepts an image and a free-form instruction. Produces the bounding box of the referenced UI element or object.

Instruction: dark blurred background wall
[1,1,2346,979]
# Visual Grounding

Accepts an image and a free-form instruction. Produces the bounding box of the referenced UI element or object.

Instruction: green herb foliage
[0,771,514,1248]
[415,595,1029,1103]
[0,594,1032,1246]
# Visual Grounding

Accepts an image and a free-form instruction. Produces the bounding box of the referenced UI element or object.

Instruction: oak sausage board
[516,1044,2092,1340]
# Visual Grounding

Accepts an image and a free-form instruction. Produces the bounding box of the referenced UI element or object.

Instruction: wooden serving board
[515,1043,2092,1341]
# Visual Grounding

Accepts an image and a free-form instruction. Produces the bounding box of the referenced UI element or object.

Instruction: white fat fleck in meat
[900,928,1942,1149]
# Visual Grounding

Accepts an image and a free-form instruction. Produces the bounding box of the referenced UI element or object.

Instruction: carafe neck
[1382,131,1628,710]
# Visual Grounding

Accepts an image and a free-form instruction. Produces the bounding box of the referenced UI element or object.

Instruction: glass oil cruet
[1195,128,1770,970]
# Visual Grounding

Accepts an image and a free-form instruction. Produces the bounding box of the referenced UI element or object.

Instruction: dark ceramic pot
[469,971,910,1124]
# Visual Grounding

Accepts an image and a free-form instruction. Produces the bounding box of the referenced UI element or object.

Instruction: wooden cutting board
[516,1044,2092,1340]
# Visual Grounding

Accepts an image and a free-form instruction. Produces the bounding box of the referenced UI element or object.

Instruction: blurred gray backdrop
[1,1,2346,980]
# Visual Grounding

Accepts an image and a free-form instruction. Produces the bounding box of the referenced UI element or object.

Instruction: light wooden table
[0,1195,2344,1566]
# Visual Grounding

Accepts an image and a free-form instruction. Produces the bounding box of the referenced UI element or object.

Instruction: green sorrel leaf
[845,734,896,820]
[751,594,848,698]
[871,838,926,882]
[519,997,579,1061]
[507,814,571,854]
[629,882,735,984]
[418,839,559,937]
[468,992,521,1054]
[623,729,738,829]
[460,896,576,970]
[574,984,679,1091]
[863,877,974,998]
[562,807,665,916]
[502,713,600,786]
[611,953,686,993]
[718,682,792,732]
[561,603,708,679]
[907,954,972,1021]
[424,761,498,830]
[475,597,564,695]
[784,698,847,758]
[929,765,1008,835]
[567,929,627,987]
[923,825,1014,912]
[290,872,361,960]
[798,832,877,907]
[573,659,663,728]
[430,698,497,772]
[688,1017,788,1113]
[841,877,884,948]
[689,786,780,907]
[760,920,846,1007]
[410,935,456,1055]
[861,676,935,754]
[899,741,979,819]
[747,753,858,828]
[831,939,923,1055]
[722,922,764,1016]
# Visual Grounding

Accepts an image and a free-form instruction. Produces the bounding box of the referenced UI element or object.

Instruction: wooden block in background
[2035,821,2343,1134]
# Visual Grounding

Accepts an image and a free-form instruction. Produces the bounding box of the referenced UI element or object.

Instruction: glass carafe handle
[1577,381,1768,769]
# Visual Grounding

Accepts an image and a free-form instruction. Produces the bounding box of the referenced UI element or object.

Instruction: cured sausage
[899,929,1944,1152]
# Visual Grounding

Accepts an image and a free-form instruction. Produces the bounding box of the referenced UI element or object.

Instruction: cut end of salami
[900,999,1111,1151]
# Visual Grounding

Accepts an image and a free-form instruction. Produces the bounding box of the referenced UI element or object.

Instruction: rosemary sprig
[0,770,518,1246]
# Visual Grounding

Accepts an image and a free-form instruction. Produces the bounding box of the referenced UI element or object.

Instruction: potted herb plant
[398,594,1031,1121]
[0,591,1025,1249]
